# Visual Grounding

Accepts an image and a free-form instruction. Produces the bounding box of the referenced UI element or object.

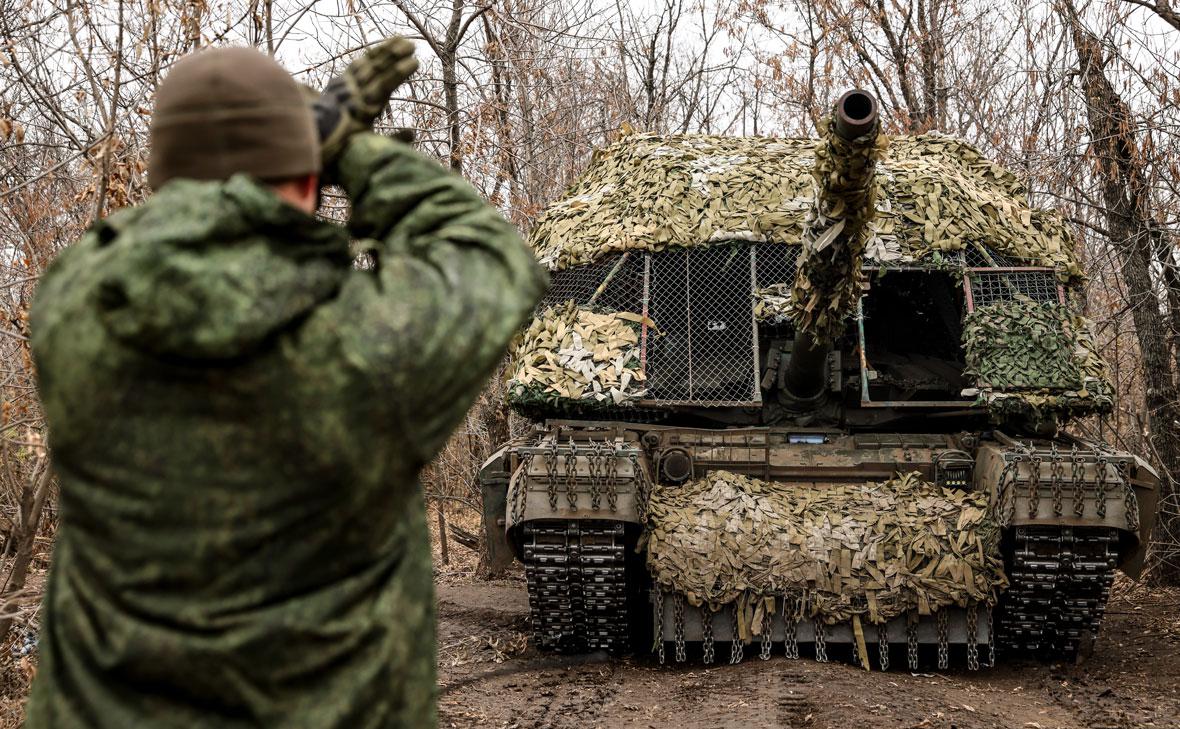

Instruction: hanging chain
[814,619,828,663]
[1095,454,1109,518]
[545,439,560,510]
[937,610,950,670]
[673,592,686,663]
[1071,444,1087,517]
[1028,453,1043,519]
[587,440,603,511]
[999,456,1021,526]
[987,604,996,667]
[1118,460,1138,532]
[630,452,646,521]
[907,614,919,671]
[878,621,890,671]
[701,605,715,665]
[511,452,533,524]
[654,585,665,665]
[564,438,579,509]
[730,606,743,664]
[1050,443,1065,517]
[966,603,979,671]
[783,598,799,659]
[760,623,773,661]
[605,441,619,513]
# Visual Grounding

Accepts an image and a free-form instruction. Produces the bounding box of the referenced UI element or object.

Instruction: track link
[522,520,631,653]
[1001,525,1118,659]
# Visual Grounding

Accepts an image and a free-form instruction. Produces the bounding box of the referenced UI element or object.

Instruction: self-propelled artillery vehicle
[478,90,1159,670]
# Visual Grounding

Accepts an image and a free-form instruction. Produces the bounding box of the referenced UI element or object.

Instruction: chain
[1071,444,1086,517]
[999,456,1021,526]
[673,592,687,663]
[1095,455,1109,518]
[760,624,773,661]
[545,439,559,510]
[814,619,828,663]
[629,453,646,521]
[1118,460,1138,532]
[878,622,889,671]
[937,610,949,670]
[730,606,743,664]
[701,605,715,664]
[511,453,533,524]
[564,438,578,509]
[1028,453,1043,519]
[987,604,996,667]
[966,603,979,671]
[654,585,665,664]
[1050,443,1065,517]
[605,442,619,513]
[587,440,603,511]
[783,598,799,659]
[907,612,919,671]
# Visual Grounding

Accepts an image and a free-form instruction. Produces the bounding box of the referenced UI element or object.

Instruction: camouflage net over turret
[963,297,1113,425]
[528,132,1082,279]
[789,116,887,343]
[644,470,1008,636]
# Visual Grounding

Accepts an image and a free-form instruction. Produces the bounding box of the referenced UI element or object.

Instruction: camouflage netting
[964,297,1113,423]
[790,117,885,343]
[753,284,793,325]
[507,301,648,407]
[529,131,1081,279]
[644,470,1008,631]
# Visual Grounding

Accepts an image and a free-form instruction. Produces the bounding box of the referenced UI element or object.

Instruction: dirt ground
[435,572,1180,729]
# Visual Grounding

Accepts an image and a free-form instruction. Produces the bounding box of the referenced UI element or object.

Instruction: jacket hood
[94,175,351,360]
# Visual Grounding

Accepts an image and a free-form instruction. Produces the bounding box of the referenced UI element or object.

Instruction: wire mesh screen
[754,243,800,287]
[539,252,644,312]
[646,245,760,403]
[969,270,1062,308]
[647,251,691,400]
[593,252,645,313]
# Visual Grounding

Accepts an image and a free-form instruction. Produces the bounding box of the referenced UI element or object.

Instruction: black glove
[313,37,419,170]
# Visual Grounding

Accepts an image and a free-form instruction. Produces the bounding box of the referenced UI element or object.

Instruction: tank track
[1001,525,1118,659]
[521,520,631,653]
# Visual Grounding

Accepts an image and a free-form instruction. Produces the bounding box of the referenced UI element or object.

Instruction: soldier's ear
[269,173,320,215]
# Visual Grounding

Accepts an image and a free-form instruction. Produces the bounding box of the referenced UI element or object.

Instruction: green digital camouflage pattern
[25,132,547,728]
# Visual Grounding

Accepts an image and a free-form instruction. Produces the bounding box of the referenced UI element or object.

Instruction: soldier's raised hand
[315,36,419,171]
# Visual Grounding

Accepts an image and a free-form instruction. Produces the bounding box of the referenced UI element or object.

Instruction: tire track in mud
[436,581,1180,729]
[775,660,815,728]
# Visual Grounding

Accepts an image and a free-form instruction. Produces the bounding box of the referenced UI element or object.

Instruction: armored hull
[479,91,1158,669]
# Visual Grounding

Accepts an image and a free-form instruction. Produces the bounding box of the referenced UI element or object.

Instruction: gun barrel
[783,90,881,402]
[832,89,879,140]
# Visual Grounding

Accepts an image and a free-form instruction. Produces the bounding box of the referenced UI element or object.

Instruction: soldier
[24,39,547,727]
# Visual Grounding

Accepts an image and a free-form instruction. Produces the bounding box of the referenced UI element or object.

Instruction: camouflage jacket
[25,133,547,728]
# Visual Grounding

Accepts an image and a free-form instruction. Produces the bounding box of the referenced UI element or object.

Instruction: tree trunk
[1064,3,1180,583]
[442,0,464,173]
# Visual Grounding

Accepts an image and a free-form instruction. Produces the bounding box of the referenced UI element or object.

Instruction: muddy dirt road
[435,577,1180,729]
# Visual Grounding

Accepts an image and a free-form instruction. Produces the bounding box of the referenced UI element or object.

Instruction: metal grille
[539,252,644,312]
[754,244,800,287]
[969,270,1062,308]
[647,245,760,403]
